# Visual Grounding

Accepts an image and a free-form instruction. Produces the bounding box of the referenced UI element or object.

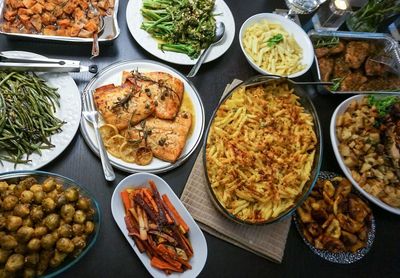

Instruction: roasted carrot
[133,236,146,253]
[150,256,183,273]
[180,232,193,256]
[162,194,189,233]
[149,181,168,225]
[121,191,131,214]
[142,188,158,213]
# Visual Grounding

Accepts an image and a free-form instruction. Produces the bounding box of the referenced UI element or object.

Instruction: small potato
[0,249,11,264]
[49,250,67,268]
[76,197,91,211]
[23,268,36,278]
[17,226,34,242]
[1,235,18,250]
[65,188,79,202]
[56,238,75,253]
[43,213,60,231]
[33,226,48,238]
[27,238,41,252]
[20,190,34,203]
[41,234,57,250]
[84,221,95,235]
[58,224,73,238]
[60,204,75,222]
[22,218,34,227]
[73,210,86,224]
[42,178,56,192]
[5,254,24,272]
[6,215,22,231]
[72,224,84,236]
[2,195,18,210]
[13,204,30,218]
[25,253,40,266]
[42,198,56,212]
[30,206,44,223]
[33,190,46,204]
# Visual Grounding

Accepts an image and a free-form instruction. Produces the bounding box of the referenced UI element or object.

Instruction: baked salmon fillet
[122,71,184,120]
[127,111,192,163]
[93,81,155,131]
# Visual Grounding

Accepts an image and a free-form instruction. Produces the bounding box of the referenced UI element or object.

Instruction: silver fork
[82,90,115,181]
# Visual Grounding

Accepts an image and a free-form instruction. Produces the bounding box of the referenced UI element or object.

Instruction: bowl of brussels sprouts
[0,171,100,277]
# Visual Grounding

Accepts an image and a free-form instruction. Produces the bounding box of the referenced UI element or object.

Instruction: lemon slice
[119,142,138,163]
[99,124,119,144]
[105,135,126,158]
[135,147,153,165]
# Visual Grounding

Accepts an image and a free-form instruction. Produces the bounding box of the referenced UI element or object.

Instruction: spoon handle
[187,45,212,77]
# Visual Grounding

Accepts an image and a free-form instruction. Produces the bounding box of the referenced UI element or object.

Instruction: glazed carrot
[121,191,131,214]
[162,194,189,233]
[142,188,158,213]
[177,257,192,269]
[133,236,145,253]
[150,257,183,273]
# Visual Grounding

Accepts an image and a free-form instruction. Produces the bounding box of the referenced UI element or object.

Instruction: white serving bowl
[111,172,208,277]
[239,13,314,78]
[330,94,400,215]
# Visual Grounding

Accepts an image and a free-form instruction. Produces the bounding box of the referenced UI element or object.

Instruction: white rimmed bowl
[239,13,314,78]
[330,94,400,215]
[111,172,208,277]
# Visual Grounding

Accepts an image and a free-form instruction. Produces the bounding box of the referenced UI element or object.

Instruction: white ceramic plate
[80,60,205,173]
[111,172,208,278]
[239,13,314,78]
[330,94,400,215]
[0,51,81,173]
[126,0,235,65]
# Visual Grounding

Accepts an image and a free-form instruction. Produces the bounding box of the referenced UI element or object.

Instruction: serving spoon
[187,22,225,77]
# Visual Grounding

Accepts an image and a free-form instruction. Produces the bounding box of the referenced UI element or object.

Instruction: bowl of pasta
[239,13,314,78]
[204,76,322,225]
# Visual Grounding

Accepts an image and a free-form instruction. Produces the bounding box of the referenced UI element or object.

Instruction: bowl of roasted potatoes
[295,172,375,264]
[204,76,322,225]
[0,171,100,277]
[331,94,400,215]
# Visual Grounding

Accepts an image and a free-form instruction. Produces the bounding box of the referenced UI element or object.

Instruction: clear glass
[0,170,101,278]
[312,0,352,31]
[285,0,323,14]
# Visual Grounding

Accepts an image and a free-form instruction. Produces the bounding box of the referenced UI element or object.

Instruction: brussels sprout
[13,204,30,218]
[16,226,34,242]
[64,188,79,202]
[60,204,75,222]
[2,196,18,211]
[76,197,91,211]
[73,210,86,224]
[20,190,34,204]
[56,238,75,253]
[1,235,17,250]
[6,216,22,231]
[5,254,24,272]
[27,238,41,252]
[30,206,44,223]
[43,214,60,231]
[40,234,56,250]
[42,178,56,193]
[42,198,56,212]
[33,226,48,238]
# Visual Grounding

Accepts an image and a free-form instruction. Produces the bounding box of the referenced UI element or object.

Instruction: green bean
[0,71,64,166]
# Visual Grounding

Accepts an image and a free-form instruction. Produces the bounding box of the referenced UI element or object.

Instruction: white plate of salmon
[80,60,205,173]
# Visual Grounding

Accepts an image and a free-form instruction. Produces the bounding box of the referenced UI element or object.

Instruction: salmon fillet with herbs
[93,81,155,131]
[127,112,192,163]
[122,71,184,120]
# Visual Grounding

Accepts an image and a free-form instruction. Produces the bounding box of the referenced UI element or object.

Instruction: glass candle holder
[312,0,352,31]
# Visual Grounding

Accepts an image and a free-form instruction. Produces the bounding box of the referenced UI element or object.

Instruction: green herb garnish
[330,77,344,91]
[367,95,399,117]
[315,37,339,48]
[266,34,284,47]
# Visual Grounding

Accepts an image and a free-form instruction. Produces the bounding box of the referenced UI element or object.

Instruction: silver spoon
[187,22,225,77]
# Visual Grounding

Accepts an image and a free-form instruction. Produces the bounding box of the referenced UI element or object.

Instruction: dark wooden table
[1,0,399,277]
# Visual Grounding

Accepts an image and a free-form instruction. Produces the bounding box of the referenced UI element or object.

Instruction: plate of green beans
[126,0,235,65]
[0,51,81,172]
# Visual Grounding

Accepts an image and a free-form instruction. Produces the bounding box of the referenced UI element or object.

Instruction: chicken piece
[84,20,99,32]
[10,0,27,8]
[17,8,34,16]
[123,71,184,120]
[330,41,346,55]
[315,47,330,58]
[359,76,400,91]
[57,19,70,28]
[62,2,76,14]
[44,2,55,11]
[340,71,367,91]
[345,41,370,69]
[318,57,334,81]
[348,196,369,223]
[43,25,57,35]
[52,5,63,17]
[94,82,155,131]
[73,8,85,21]
[134,112,192,162]
[364,58,388,76]
[333,56,351,79]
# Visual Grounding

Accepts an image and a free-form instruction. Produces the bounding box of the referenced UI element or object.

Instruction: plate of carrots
[111,172,207,277]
